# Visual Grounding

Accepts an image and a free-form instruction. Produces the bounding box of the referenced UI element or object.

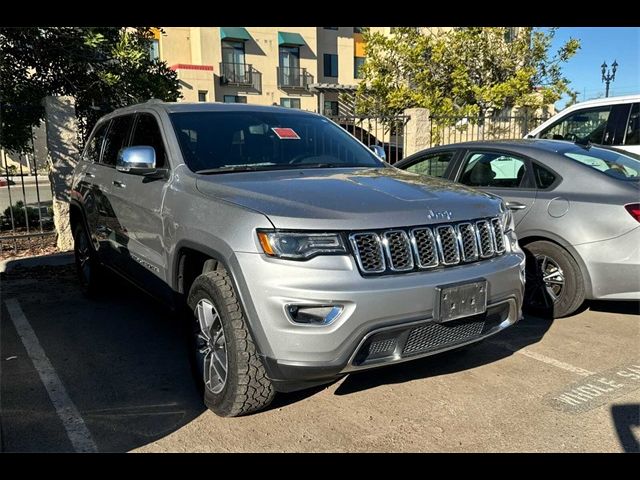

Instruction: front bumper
[234,247,525,392]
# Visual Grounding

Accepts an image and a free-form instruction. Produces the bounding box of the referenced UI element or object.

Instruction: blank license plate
[435,280,487,323]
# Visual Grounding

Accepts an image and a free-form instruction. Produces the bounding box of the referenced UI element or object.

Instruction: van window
[539,106,612,144]
[625,103,639,146]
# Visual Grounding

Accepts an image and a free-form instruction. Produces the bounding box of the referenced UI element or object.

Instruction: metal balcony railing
[219,62,254,86]
[277,66,313,89]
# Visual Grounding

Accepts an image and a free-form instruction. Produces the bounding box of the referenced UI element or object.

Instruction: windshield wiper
[195,165,284,174]
[290,163,375,169]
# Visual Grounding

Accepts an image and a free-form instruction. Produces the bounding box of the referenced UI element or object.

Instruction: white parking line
[4,298,97,453]
[491,340,595,377]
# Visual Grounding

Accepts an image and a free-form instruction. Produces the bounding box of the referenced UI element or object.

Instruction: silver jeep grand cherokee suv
[70,102,525,417]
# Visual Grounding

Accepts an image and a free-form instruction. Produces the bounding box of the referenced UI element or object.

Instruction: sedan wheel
[523,240,585,318]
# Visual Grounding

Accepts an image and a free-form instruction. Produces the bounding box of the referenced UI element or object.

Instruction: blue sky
[548,27,639,110]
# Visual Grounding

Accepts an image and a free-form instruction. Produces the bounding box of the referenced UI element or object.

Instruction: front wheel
[187,268,275,417]
[73,223,101,297]
[523,240,585,318]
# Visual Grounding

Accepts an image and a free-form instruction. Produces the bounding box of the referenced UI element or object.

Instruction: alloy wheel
[194,299,228,394]
[525,254,565,309]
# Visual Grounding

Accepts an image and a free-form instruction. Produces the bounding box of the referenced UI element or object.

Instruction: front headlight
[500,201,515,233]
[257,230,347,260]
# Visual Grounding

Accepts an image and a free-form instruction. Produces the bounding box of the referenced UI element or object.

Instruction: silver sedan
[396,139,640,318]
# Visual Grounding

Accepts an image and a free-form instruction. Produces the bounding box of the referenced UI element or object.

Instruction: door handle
[505,201,527,210]
[85,172,95,178]
[113,180,126,189]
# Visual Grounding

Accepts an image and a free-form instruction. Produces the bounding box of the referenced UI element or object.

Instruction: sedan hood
[195,167,502,230]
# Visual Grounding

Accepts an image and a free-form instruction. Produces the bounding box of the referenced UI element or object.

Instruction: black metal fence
[328,114,409,165]
[428,114,550,147]
[0,130,55,259]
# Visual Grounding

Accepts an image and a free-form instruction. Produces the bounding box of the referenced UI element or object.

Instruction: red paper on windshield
[272,127,300,140]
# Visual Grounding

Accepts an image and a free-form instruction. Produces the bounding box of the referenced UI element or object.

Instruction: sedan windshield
[563,145,640,180]
[169,111,385,173]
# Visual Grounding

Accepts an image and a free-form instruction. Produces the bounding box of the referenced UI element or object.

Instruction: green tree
[0,27,182,153]
[356,27,580,121]
[564,90,580,109]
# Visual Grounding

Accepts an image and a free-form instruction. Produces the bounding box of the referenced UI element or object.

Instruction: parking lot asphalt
[1,262,638,452]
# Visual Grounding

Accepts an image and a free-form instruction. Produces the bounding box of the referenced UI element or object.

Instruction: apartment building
[153,27,376,115]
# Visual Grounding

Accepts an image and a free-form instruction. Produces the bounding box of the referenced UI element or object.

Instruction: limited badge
[271,127,300,140]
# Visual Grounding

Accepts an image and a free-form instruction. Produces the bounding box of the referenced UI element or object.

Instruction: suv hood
[195,167,502,230]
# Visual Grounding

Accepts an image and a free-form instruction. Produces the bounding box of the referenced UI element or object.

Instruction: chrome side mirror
[117,146,157,175]
[369,144,387,161]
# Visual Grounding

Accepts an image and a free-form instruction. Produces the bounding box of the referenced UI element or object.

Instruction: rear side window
[102,115,134,166]
[405,152,454,178]
[539,106,612,144]
[533,163,557,189]
[83,122,109,162]
[564,146,640,180]
[625,103,639,146]
[130,114,167,168]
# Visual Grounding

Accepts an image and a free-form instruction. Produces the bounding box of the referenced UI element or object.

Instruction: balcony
[277,66,313,89]
[219,62,255,87]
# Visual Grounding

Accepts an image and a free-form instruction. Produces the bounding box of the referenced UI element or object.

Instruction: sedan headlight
[257,230,347,260]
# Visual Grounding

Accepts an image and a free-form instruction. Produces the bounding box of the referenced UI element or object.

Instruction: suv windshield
[170,111,385,173]
[563,145,640,180]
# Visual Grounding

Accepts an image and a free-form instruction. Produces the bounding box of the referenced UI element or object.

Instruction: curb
[0,251,73,273]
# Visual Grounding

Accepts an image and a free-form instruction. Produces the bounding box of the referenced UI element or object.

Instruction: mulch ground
[0,229,59,261]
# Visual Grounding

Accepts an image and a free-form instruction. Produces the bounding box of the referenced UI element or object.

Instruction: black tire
[73,223,102,297]
[187,267,275,417]
[523,240,585,318]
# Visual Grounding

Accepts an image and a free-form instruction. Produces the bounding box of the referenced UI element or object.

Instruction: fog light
[286,305,343,325]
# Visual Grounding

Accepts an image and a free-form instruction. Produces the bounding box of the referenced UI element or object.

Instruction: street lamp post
[601,60,618,98]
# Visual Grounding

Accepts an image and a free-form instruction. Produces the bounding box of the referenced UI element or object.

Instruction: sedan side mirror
[117,146,157,175]
[369,144,387,162]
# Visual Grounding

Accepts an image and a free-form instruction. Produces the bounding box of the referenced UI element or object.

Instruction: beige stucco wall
[159,27,191,67]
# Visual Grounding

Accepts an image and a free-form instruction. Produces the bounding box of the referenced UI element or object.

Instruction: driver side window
[539,106,612,144]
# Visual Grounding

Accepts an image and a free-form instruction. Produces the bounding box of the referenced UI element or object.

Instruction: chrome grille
[435,225,460,265]
[491,218,505,254]
[411,228,439,268]
[383,230,414,271]
[457,223,479,262]
[350,216,506,275]
[475,220,495,258]
[349,233,385,273]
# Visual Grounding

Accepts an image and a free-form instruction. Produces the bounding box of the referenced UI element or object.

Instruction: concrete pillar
[403,108,432,156]
[43,96,78,251]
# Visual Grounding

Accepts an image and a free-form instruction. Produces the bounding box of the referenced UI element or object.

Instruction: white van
[526,94,640,154]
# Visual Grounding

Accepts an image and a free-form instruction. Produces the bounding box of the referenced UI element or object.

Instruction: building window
[353,27,368,34]
[149,39,160,61]
[324,101,338,116]
[323,27,338,30]
[198,91,208,102]
[354,56,366,79]
[323,54,338,78]
[222,40,246,66]
[223,95,247,103]
[280,98,301,109]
